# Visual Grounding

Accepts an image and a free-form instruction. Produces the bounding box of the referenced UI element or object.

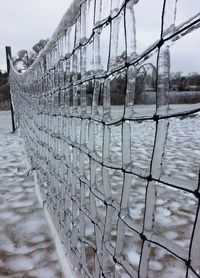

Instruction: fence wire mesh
[9,0,200,277]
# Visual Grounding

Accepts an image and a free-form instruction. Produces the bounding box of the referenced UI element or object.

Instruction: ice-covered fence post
[5,46,11,74]
[5,46,16,133]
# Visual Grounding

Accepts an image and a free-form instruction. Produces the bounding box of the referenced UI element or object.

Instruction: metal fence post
[5,46,16,133]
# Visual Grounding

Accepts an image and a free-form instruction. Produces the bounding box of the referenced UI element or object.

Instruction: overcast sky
[0,0,73,71]
[0,0,199,74]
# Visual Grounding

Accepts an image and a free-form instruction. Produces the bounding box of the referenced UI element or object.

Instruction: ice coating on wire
[9,0,200,277]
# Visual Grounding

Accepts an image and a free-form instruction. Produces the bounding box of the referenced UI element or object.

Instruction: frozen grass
[0,111,62,278]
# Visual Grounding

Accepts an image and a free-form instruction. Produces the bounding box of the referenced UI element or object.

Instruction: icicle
[110,15,120,68]
[103,79,111,121]
[163,0,178,35]
[157,46,170,114]
[126,0,138,62]
[125,66,137,118]
[93,33,101,73]
[92,79,101,118]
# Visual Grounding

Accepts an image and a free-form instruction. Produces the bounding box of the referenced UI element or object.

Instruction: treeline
[170,72,200,91]
[0,71,10,110]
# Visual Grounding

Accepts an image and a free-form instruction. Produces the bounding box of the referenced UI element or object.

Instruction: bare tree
[12,39,49,72]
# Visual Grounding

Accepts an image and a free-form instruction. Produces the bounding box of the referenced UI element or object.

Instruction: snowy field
[0,111,62,278]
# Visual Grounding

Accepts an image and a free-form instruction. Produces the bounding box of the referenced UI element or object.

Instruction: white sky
[0,0,200,74]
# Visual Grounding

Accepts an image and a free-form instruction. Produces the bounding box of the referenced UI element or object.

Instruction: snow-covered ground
[0,111,62,278]
[1,107,199,278]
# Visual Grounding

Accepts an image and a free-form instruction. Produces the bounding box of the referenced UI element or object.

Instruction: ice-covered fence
[9,0,200,277]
